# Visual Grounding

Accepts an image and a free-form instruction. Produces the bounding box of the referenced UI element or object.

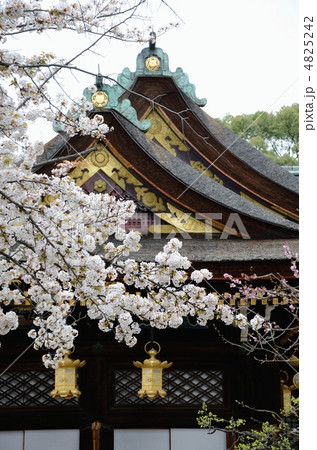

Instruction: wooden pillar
[80,423,113,450]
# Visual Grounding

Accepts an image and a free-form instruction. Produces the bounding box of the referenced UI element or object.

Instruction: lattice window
[125,212,154,234]
[0,370,79,407]
[113,369,224,406]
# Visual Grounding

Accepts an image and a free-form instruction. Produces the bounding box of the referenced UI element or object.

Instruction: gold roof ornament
[51,348,86,400]
[91,90,109,108]
[133,341,172,400]
[145,56,160,71]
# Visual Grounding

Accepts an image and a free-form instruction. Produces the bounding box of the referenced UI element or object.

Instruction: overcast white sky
[17,0,302,141]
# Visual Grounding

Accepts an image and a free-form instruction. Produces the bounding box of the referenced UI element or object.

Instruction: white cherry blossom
[250,314,265,331]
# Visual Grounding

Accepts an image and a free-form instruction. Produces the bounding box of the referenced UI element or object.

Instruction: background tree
[218,104,299,166]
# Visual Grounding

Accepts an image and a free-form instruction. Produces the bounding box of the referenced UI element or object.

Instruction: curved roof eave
[34,131,71,172]
[131,237,299,263]
[112,111,298,233]
[182,95,299,194]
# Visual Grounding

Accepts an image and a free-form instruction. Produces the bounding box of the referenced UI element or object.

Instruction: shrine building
[0,38,299,450]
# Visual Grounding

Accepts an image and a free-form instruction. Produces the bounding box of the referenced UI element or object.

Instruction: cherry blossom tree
[0,0,249,369]
[221,246,299,366]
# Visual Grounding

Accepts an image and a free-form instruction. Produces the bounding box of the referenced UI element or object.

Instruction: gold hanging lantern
[280,370,298,412]
[133,341,172,400]
[281,382,293,411]
[51,349,86,400]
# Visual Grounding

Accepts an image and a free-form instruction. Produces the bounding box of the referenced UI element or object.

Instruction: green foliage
[261,149,298,166]
[217,104,299,166]
[197,399,299,450]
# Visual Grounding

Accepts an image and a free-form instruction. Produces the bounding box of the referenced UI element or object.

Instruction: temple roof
[181,97,298,193]
[38,39,299,248]
[113,111,297,234]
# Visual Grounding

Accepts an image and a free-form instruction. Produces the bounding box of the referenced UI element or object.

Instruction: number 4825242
[304,17,314,71]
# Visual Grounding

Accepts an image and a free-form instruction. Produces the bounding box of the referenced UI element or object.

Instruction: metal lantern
[280,370,298,412]
[133,341,172,400]
[51,349,86,400]
[281,382,293,411]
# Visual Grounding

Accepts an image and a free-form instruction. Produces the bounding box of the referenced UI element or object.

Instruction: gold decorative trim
[190,161,223,184]
[94,179,107,192]
[90,148,109,167]
[240,191,286,218]
[146,109,188,155]
[135,187,165,212]
[68,143,226,235]
[157,203,222,234]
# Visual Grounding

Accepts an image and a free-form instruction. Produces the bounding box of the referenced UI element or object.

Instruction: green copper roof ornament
[84,70,151,131]
[117,32,207,107]
[53,68,151,133]
[84,71,123,109]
